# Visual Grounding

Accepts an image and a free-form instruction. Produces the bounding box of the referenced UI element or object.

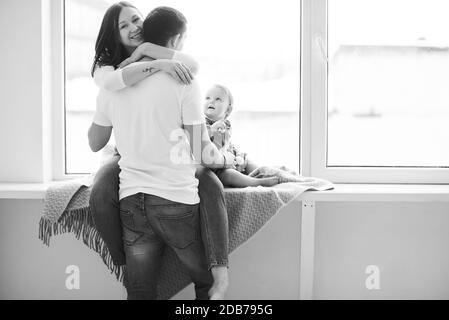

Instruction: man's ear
[169,34,181,49]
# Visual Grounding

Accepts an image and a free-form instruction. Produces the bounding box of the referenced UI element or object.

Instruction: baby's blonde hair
[213,84,233,118]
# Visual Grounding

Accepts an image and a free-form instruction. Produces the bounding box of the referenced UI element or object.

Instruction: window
[306,0,449,183]
[64,0,301,174]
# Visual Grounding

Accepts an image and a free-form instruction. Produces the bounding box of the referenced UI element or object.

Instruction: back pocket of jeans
[157,207,197,249]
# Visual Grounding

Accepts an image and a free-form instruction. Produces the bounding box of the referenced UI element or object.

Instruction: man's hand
[234,155,247,173]
[88,123,112,152]
[223,151,237,169]
[210,120,227,133]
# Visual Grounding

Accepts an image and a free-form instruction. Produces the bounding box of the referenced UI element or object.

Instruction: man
[88,6,235,300]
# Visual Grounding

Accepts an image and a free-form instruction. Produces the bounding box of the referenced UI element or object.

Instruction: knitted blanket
[39,175,333,299]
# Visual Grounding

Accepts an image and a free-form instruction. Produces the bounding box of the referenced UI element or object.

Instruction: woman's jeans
[89,155,229,270]
[120,193,212,300]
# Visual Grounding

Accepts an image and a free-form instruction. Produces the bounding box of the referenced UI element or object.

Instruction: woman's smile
[129,30,142,41]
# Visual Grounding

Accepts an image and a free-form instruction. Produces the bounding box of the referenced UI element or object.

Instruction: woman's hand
[148,59,193,85]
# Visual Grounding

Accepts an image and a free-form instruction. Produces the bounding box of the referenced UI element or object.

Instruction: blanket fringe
[38,209,125,283]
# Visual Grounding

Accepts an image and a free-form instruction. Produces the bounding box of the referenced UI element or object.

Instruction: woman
[89,2,229,299]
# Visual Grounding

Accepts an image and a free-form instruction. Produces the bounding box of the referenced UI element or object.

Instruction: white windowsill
[301,184,449,202]
[0,182,448,202]
[0,183,49,200]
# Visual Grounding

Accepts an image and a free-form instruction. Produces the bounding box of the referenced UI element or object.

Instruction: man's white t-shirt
[93,70,204,204]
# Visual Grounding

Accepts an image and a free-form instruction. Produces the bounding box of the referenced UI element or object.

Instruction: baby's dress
[205,117,248,174]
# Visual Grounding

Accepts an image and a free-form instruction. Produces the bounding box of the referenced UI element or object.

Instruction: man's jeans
[90,156,229,269]
[120,192,213,300]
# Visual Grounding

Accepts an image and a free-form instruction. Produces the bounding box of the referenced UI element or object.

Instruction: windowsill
[0,183,49,200]
[301,183,449,202]
[0,182,448,202]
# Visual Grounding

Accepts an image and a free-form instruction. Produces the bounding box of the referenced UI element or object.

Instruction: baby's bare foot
[278,172,306,184]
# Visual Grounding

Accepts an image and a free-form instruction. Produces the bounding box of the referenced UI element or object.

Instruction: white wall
[0,199,126,299]
[0,198,301,299]
[0,0,51,182]
[1,198,449,299]
[173,200,302,300]
[314,201,449,299]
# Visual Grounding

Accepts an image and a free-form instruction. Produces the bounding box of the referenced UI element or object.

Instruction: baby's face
[204,86,230,121]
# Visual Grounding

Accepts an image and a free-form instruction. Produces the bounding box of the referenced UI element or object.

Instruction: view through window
[328,0,449,167]
[64,0,300,174]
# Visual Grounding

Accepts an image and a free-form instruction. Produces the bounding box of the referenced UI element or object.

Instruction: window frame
[55,0,303,179]
[52,0,85,180]
[51,0,64,180]
[54,0,448,183]
[304,0,449,183]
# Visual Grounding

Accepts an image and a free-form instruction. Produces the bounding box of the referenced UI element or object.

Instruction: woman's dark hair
[143,7,187,47]
[91,1,140,76]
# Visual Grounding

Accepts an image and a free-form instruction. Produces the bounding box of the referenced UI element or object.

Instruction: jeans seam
[200,202,216,268]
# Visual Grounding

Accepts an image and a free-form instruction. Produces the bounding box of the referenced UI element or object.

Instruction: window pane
[65,0,300,174]
[328,0,449,167]
[65,0,113,173]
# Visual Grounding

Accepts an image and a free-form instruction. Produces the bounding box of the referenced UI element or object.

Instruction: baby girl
[203,84,280,187]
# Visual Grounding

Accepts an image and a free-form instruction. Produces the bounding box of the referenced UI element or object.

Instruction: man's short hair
[143,6,187,47]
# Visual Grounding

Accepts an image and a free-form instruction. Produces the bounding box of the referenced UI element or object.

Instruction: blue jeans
[196,166,229,268]
[89,156,229,269]
[120,193,212,300]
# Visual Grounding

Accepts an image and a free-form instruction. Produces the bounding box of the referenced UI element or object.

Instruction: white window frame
[303,0,449,184]
[53,0,303,180]
[53,0,449,183]
[51,0,65,180]
[51,0,86,180]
